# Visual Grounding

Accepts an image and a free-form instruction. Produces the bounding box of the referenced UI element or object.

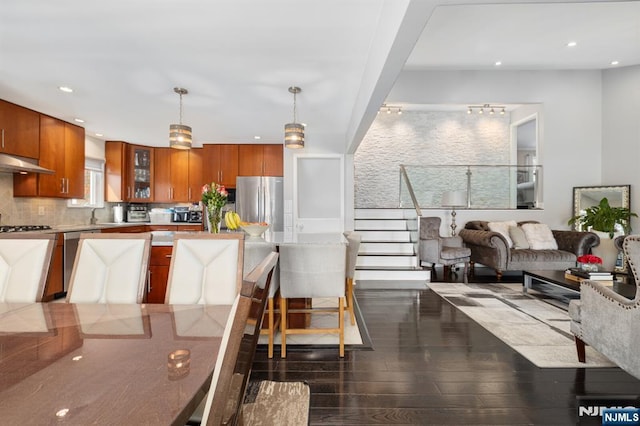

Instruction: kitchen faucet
[90,208,98,225]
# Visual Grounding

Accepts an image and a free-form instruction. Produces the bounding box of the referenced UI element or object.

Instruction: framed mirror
[572,185,631,228]
[572,185,631,272]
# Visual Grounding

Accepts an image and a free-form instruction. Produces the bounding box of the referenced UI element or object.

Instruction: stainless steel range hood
[0,153,54,174]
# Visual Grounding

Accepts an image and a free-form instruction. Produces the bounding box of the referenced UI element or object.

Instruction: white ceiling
[0,1,637,150]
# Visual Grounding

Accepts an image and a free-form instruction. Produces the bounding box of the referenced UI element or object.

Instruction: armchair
[569,235,640,379]
[419,217,471,283]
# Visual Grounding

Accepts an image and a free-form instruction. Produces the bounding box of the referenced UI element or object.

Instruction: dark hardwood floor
[250,271,640,425]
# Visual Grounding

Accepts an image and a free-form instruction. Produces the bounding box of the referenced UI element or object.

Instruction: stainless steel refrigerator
[235,176,284,232]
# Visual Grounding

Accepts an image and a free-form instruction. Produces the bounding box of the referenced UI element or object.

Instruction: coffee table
[523,270,636,306]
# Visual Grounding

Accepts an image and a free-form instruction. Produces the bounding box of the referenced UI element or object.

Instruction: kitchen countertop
[48,222,202,233]
[149,230,347,247]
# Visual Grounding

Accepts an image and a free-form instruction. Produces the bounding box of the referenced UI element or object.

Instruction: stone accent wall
[354,110,510,208]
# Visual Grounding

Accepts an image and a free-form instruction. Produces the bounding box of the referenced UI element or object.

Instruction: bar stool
[278,243,347,358]
[344,232,361,325]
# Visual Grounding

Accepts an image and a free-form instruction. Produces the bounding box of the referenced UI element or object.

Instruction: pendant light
[284,86,304,149]
[169,87,192,150]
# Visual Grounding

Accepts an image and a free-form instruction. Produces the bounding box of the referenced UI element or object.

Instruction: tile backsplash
[0,173,111,226]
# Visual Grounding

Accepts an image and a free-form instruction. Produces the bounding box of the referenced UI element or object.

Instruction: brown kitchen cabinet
[147,225,177,232]
[0,99,40,159]
[101,225,148,233]
[154,148,189,202]
[238,144,283,177]
[128,144,154,202]
[104,141,127,202]
[42,233,64,301]
[13,116,85,198]
[187,148,203,202]
[148,246,172,303]
[202,144,238,188]
[104,142,154,202]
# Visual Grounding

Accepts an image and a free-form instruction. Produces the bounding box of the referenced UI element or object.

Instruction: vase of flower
[201,182,228,234]
[576,254,603,272]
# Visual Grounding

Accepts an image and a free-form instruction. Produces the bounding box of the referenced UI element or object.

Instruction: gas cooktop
[0,225,52,233]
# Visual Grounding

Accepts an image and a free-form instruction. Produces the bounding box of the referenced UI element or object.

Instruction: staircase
[353,208,430,284]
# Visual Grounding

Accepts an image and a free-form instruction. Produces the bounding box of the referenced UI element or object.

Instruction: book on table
[565,269,614,285]
[566,268,613,280]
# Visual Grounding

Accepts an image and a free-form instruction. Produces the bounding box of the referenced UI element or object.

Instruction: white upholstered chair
[278,243,347,358]
[245,241,279,358]
[0,233,57,303]
[165,233,244,305]
[344,232,361,326]
[66,233,152,304]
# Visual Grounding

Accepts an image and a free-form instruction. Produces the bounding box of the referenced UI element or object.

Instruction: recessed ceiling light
[74,118,85,123]
[611,60,620,66]
[254,135,261,140]
[58,86,73,93]
[95,133,103,137]
[494,61,502,66]
[567,41,577,48]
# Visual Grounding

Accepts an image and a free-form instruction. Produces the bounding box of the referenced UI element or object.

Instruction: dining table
[0,302,232,425]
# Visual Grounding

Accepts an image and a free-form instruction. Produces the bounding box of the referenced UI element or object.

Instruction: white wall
[601,65,640,232]
[381,70,603,229]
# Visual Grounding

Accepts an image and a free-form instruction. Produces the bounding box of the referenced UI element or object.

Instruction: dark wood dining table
[0,302,231,425]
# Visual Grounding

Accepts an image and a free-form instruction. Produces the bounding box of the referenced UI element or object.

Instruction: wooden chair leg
[267,297,275,359]
[338,297,344,358]
[280,295,287,358]
[575,336,586,363]
[346,277,356,326]
[469,261,475,277]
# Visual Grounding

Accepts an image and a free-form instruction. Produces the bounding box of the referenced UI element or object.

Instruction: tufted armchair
[569,235,640,379]
[419,217,471,283]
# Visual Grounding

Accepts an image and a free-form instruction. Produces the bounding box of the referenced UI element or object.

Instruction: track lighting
[467,104,506,116]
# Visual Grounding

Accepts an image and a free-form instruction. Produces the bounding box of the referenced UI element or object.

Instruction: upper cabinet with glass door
[128,145,154,202]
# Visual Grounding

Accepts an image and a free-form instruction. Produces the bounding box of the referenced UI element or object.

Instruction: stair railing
[399,165,422,218]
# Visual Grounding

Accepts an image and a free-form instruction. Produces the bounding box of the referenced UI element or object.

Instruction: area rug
[428,282,616,368]
[242,380,309,426]
[257,296,372,350]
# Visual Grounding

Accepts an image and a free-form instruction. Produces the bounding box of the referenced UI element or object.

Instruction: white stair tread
[355,219,409,230]
[357,256,418,267]
[358,230,412,242]
[355,269,430,281]
[360,243,415,255]
[355,209,418,220]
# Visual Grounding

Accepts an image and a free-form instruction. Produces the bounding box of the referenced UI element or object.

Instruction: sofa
[458,220,599,279]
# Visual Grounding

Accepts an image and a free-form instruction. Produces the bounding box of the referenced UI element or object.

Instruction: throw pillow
[487,220,518,248]
[509,226,530,249]
[521,223,558,250]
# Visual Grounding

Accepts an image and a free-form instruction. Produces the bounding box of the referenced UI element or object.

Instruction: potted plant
[568,197,637,270]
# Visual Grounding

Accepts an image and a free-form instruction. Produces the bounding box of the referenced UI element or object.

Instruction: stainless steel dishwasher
[63,230,100,294]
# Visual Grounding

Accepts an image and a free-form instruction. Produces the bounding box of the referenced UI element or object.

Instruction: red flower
[577,254,602,264]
